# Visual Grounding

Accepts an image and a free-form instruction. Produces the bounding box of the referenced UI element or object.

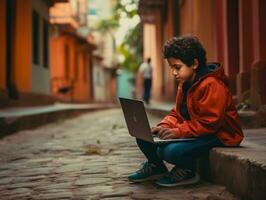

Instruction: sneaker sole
[128,173,166,183]
[156,173,200,187]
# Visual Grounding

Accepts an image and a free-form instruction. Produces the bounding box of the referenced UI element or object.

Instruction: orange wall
[50,36,65,79]
[13,0,32,92]
[87,54,93,99]
[73,47,89,101]
[163,0,176,101]
[179,0,217,61]
[50,33,92,102]
[143,24,157,98]
[68,37,76,80]
[193,0,217,61]
[0,0,6,89]
[50,35,70,96]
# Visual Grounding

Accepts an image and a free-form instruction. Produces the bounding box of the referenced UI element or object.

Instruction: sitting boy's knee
[156,148,164,160]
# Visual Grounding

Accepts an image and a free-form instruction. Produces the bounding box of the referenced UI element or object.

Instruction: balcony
[49,2,79,30]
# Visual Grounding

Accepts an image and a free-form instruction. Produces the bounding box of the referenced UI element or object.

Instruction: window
[43,19,49,68]
[64,44,70,79]
[32,10,40,65]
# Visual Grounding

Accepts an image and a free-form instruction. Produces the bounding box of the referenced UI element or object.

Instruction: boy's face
[167,57,198,83]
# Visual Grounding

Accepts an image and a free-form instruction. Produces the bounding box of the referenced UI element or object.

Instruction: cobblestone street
[0,109,239,200]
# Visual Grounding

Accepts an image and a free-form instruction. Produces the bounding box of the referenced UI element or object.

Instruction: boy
[128,36,244,187]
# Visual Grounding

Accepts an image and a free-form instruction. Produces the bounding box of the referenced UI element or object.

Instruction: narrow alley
[0,109,238,200]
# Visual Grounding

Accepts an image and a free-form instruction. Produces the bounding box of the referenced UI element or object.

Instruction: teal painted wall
[117,70,135,99]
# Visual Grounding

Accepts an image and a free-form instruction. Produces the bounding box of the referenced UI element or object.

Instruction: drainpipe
[6,0,18,99]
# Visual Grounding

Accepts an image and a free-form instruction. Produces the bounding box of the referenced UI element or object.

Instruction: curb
[208,143,266,200]
[0,105,118,138]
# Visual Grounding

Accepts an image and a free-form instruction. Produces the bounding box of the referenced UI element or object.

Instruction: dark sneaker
[156,166,200,187]
[128,161,168,183]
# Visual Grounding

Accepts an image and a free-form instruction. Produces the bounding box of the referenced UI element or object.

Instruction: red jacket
[157,64,243,146]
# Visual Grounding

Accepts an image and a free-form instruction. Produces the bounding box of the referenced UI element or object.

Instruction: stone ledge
[207,142,266,200]
[238,110,259,128]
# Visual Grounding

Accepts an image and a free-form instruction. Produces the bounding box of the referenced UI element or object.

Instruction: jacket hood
[197,63,229,86]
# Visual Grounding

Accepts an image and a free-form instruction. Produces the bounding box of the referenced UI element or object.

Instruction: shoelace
[167,167,191,181]
[137,162,154,175]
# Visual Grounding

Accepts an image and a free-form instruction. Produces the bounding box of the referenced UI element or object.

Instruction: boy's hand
[157,128,179,139]
[151,126,162,135]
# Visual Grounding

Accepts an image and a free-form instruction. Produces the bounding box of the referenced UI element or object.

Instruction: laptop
[119,97,196,143]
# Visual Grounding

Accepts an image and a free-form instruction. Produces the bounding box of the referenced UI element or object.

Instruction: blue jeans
[143,78,152,104]
[136,135,224,172]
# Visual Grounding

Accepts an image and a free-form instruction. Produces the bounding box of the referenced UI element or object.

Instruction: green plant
[117,23,143,72]
[96,0,142,72]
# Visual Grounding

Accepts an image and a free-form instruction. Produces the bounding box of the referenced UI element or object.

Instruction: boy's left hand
[157,128,179,139]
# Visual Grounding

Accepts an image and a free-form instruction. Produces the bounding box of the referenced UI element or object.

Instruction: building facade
[0,0,96,107]
[138,0,266,109]
[88,0,118,103]
[49,0,95,102]
[0,0,64,107]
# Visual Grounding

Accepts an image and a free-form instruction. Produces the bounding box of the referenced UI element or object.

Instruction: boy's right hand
[151,126,163,135]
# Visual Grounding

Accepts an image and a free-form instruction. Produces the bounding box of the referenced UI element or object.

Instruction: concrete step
[238,110,262,128]
[0,103,118,138]
[207,139,266,200]
[146,105,266,200]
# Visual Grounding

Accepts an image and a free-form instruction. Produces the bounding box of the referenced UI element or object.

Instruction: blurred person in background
[138,58,152,104]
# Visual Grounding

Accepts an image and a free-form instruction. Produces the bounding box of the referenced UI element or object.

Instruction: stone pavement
[0,109,239,200]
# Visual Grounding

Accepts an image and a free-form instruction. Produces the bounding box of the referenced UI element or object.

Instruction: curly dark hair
[163,36,206,69]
